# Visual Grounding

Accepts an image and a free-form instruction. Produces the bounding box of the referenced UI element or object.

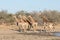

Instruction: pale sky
[0,0,60,13]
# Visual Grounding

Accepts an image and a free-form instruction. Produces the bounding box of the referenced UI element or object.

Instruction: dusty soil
[0,24,60,40]
[0,30,60,40]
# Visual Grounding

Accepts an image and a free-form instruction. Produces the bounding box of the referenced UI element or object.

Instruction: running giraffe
[28,15,38,32]
[13,15,29,32]
[41,14,55,32]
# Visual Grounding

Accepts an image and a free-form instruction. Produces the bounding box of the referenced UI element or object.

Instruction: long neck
[29,17,35,22]
[22,16,32,24]
[42,16,49,23]
[14,16,19,22]
[18,15,26,23]
[20,16,32,25]
[20,18,25,23]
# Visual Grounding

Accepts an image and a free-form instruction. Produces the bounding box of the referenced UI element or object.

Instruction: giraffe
[21,15,32,30]
[13,15,29,32]
[18,15,29,32]
[28,15,38,32]
[47,22,55,32]
[41,15,55,32]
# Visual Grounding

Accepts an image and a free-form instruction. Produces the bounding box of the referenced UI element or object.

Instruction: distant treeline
[0,10,60,25]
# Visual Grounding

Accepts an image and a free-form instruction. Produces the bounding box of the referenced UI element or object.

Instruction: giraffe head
[28,15,33,19]
[13,15,16,18]
[18,15,22,19]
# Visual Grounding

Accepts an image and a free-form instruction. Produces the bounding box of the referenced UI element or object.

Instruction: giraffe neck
[42,16,49,23]
[14,16,19,22]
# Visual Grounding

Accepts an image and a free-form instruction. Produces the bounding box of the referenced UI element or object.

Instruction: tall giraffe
[18,15,29,32]
[21,15,32,30]
[13,15,29,32]
[28,15,38,32]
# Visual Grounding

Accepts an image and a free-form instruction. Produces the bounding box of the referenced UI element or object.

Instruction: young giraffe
[28,15,38,32]
[41,15,55,32]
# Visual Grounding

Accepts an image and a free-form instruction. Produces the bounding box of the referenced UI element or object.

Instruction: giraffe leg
[53,26,55,32]
[24,25,27,32]
[18,24,22,32]
[43,23,47,32]
[18,26,21,32]
[23,24,28,32]
[33,24,37,32]
[19,25,22,32]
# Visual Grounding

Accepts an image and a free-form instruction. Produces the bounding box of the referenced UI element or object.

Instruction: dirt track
[0,30,60,40]
[0,24,60,40]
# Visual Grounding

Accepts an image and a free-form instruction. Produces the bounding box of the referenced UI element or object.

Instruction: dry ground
[0,24,60,40]
[0,30,60,40]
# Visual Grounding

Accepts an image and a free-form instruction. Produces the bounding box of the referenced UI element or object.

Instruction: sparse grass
[0,24,60,40]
